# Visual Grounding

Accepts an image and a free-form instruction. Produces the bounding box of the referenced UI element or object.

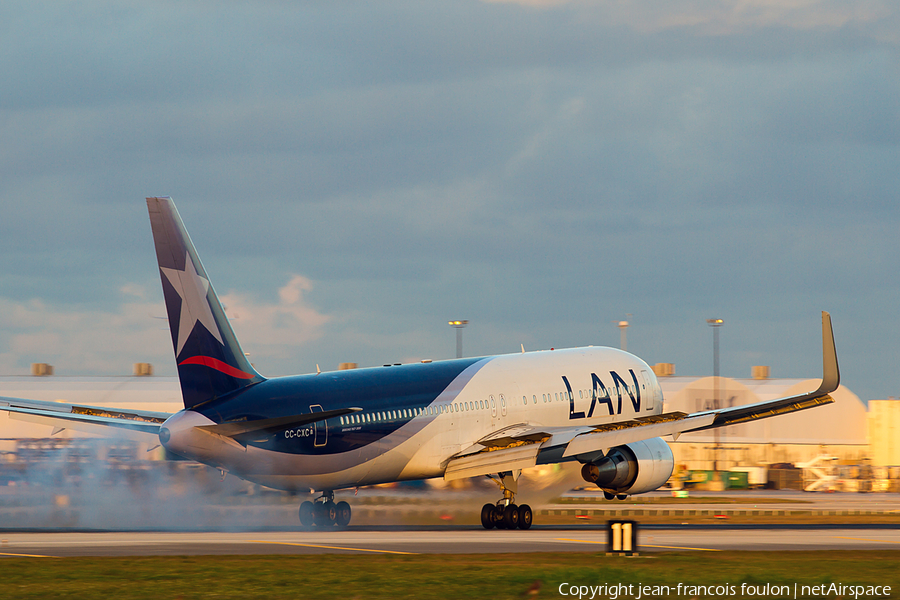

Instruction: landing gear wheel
[603,491,615,500]
[494,505,507,529]
[517,504,533,530]
[314,501,336,526]
[502,503,520,529]
[481,503,496,529]
[616,494,628,500]
[325,501,337,524]
[335,501,352,527]
[299,501,314,527]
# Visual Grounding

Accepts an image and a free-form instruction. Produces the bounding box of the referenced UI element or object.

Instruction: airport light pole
[616,314,632,351]
[706,318,724,474]
[449,320,468,359]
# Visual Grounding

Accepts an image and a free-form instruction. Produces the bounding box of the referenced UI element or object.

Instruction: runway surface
[2,525,900,557]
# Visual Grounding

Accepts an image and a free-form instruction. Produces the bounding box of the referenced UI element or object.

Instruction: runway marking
[555,538,721,552]
[835,536,900,545]
[0,552,57,558]
[250,540,417,555]
[641,544,722,552]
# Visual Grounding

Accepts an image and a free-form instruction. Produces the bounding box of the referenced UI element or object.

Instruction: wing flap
[562,413,716,458]
[444,443,543,481]
[476,423,550,448]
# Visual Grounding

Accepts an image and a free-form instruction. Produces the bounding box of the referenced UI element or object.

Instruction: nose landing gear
[481,471,533,530]
[299,491,352,528]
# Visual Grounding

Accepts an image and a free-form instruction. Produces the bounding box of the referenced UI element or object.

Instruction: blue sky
[1,1,898,402]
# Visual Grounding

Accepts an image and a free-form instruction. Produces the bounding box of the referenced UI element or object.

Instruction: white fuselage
[161,346,664,492]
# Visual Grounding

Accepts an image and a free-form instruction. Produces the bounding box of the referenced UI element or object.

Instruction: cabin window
[522,396,527,405]
[532,395,537,404]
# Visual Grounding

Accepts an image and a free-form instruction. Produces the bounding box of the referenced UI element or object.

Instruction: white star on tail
[161,252,225,357]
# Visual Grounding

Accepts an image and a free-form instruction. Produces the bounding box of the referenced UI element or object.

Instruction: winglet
[815,311,840,396]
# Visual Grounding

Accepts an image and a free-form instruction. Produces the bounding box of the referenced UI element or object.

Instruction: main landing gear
[299,491,352,528]
[481,471,533,530]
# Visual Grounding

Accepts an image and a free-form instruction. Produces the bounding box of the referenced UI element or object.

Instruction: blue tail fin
[147,197,265,409]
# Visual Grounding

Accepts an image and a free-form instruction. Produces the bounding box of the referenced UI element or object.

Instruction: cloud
[0,275,333,377]
[0,294,171,376]
[221,274,332,355]
[0,1,899,403]
[481,0,896,39]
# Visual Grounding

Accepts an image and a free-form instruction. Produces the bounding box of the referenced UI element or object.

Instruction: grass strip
[1,551,898,599]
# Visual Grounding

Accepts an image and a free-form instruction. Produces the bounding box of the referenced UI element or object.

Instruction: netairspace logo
[557,582,893,599]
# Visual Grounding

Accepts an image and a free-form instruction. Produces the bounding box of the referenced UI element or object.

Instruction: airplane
[0,197,839,530]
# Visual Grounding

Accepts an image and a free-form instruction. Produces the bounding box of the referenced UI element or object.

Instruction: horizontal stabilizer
[196,407,362,439]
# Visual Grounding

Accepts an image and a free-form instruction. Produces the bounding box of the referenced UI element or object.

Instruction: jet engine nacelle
[580,437,674,495]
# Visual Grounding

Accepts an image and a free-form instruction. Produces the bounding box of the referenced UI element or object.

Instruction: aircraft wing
[0,396,169,437]
[445,311,838,477]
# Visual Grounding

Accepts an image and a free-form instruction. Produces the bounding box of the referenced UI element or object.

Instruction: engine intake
[580,437,674,495]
